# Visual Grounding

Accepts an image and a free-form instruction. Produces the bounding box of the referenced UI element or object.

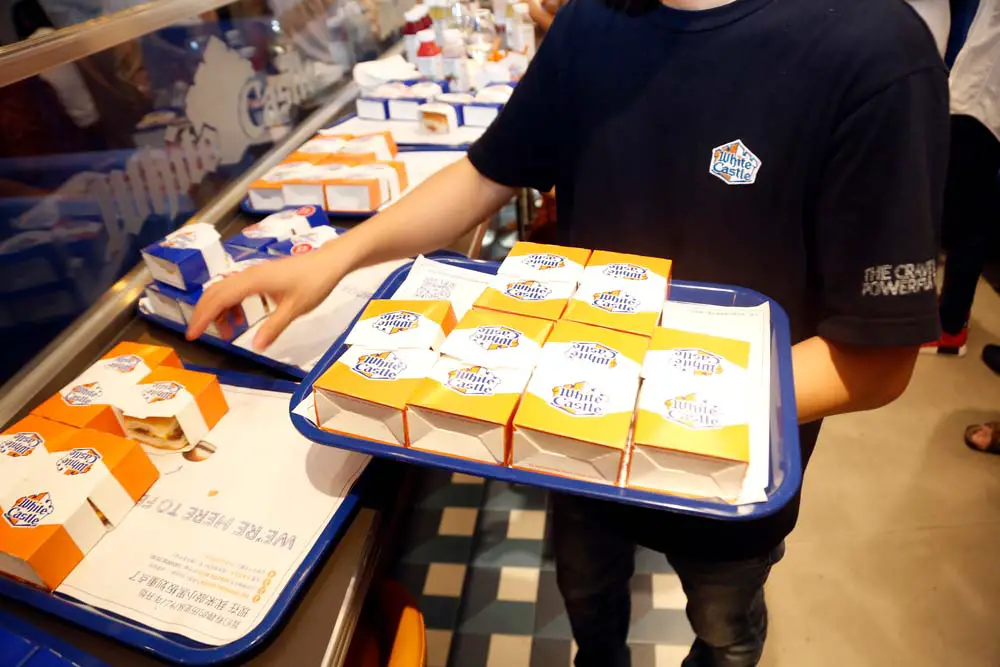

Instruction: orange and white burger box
[345,300,457,351]
[510,322,649,484]
[628,327,756,501]
[111,367,229,455]
[323,162,409,213]
[0,428,158,590]
[496,242,592,283]
[33,342,183,435]
[247,161,322,211]
[440,309,553,369]
[318,131,398,162]
[313,347,439,446]
[564,250,672,337]
[0,415,76,489]
[474,276,576,321]
[407,358,533,463]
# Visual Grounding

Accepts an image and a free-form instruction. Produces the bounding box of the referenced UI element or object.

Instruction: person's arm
[792,338,918,423]
[528,0,555,31]
[189,160,513,348]
[793,62,949,424]
[188,4,574,349]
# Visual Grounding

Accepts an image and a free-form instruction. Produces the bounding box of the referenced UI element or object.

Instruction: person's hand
[186,249,347,351]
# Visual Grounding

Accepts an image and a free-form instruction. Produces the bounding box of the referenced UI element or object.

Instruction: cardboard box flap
[440,308,553,369]
[498,242,592,282]
[538,319,649,376]
[408,357,531,425]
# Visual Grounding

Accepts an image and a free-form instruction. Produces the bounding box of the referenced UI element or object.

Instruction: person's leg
[670,543,785,667]
[934,116,1000,347]
[551,492,635,667]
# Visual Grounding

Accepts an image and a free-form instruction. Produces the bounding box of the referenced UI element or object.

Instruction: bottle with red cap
[416,29,445,80]
[403,6,431,64]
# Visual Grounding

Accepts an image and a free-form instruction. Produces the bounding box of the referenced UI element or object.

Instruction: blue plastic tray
[0,368,371,665]
[0,608,109,667]
[138,250,472,380]
[290,257,802,521]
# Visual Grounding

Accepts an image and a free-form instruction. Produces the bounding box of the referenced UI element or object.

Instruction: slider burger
[113,367,229,454]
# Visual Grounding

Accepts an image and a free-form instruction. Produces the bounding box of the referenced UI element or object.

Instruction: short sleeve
[813,67,949,346]
[466,5,574,191]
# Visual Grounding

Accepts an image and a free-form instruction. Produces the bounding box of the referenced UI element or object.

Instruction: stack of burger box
[311,242,771,504]
[247,131,409,214]
[3,342,231,590]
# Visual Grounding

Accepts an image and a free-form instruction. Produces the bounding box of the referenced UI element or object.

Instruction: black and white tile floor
[392,469,695,667]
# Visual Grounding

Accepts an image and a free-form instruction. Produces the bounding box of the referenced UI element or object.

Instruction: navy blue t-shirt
[468,0,948,558]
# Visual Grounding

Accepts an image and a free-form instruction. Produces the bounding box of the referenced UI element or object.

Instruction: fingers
[252,301,300,351]
[186,270,265,341]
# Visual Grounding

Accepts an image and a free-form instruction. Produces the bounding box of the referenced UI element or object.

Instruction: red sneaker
[920,328,968,357]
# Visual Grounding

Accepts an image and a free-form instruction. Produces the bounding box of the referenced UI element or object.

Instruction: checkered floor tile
[392,471,694,667]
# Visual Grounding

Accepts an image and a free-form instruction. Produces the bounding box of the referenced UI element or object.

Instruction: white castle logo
[591,290,640,314]
[106,354,143,373]
[550,382,608,416]
[670,349,724,376]
[603,263,647,281]
[665,393,723,429]
[504,280,552,302]
[3,492,54,528]
[521,253,565,271]
[56,448,102,476]
[353,351,407,380]
[373,311,421,335]
[2,432,43,458]
[63,382,103,407]
[142,381,183,404]
[709,140,762,186]
[471,326,521,351]
[446,366,501,396]
[565,342,618,368]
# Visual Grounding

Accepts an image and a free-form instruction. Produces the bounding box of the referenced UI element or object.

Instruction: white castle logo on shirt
[373,311,421,335]
[353,351,407,380]
[56,448,102,476]
[106,354,143,373]
[603,263,647,281]
[565,342,618,368]
[504,280,552,302]
[709,140,762,186]
[665,393,722,429]
[63,382,104,407]
[3,492,54,528]
[2,432,43,458]
[446,366,501,396]
[670,349,724,376]
[591,290,640,314]
[550,381,608,416]
[142,381,183,404]
[521,253,566,271]
[471,326,521,351]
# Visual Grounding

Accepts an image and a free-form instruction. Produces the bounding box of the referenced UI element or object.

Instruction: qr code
[414,278,455,300]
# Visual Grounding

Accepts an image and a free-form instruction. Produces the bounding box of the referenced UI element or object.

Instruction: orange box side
[2,415,77,449]
[323,177,381,211]
[101,341,183,371]
[32,397,124,437]
[138,366,229,430]
[0,523,84,590]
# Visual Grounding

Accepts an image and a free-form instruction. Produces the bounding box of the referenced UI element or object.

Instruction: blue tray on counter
[138,250,471,380]
[290,257,802,521]
[0,369,371,665]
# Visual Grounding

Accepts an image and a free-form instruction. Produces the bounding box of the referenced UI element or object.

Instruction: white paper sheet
[58,385,370,645]
[660,301,772,505]
[233,259,409,371]
[331,116,485,147]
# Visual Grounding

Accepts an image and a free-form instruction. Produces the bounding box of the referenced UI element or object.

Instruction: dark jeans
[939,115,1000,334]
[552,493,784,667]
